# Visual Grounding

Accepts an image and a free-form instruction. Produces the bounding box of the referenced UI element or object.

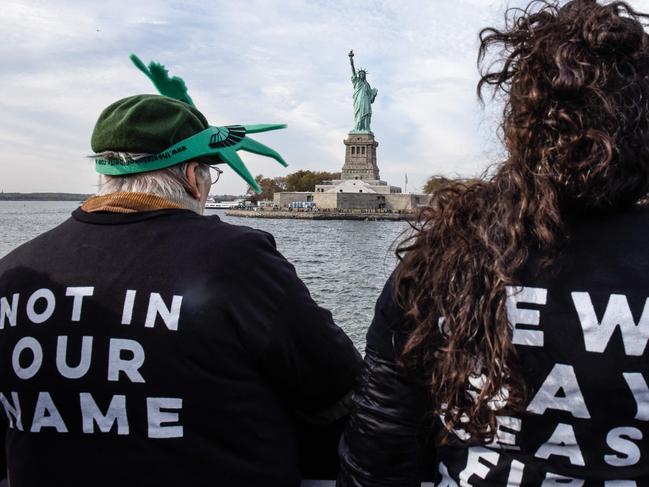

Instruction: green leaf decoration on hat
[128,53,287,193]
[130,54,195,107]
[206,124,288,193]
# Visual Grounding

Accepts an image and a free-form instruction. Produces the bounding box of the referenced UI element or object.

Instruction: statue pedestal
[341,133,379,180]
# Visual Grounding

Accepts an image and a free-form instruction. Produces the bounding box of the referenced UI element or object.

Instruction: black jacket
[338,277,433,487]
[340,206,649,486]
[0,208,362,486]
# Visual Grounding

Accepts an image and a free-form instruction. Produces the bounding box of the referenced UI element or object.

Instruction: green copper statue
[349,50,378,133]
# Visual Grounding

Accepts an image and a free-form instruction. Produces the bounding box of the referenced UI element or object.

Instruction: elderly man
[0,59,361,486]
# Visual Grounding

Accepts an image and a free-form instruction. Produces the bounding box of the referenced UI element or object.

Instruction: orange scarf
[81,192,184,214]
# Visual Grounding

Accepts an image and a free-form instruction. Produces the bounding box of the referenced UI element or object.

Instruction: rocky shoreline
[225,209,415,221]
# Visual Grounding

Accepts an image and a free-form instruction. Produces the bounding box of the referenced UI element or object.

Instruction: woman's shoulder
[569,203,649,237]
[554,204,649,269]
[366,272,410,361]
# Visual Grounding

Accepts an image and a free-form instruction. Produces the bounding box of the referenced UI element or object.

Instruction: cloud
[2,0,649,194]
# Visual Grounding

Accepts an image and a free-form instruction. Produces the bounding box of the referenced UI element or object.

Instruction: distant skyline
[2,0,649,195]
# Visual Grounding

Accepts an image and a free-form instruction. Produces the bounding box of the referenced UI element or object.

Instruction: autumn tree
[423,176,452,194]
[423,176,480,194]
[247,175,286,203]
[284,170,341,192]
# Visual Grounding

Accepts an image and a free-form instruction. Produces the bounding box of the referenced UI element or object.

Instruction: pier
[225,208,415,221]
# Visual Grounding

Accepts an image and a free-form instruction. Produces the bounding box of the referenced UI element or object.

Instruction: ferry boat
[204,198,247,209]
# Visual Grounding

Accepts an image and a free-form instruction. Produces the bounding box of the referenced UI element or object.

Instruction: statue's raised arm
[349,50,356,78]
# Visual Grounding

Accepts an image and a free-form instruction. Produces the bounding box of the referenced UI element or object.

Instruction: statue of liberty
[348,50,378,133]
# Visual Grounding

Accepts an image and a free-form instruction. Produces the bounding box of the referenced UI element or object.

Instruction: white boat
[205,198,247,209]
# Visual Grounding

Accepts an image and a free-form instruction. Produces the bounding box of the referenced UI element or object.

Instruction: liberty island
[228,51,428,220]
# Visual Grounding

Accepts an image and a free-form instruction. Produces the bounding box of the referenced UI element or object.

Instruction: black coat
[339,206,649,486]
[0,208,362,486]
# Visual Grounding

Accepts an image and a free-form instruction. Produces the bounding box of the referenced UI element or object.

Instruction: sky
[2,0,649,196]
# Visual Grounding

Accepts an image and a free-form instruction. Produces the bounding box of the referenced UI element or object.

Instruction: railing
[301,481,434,486]
[0,478,435,486]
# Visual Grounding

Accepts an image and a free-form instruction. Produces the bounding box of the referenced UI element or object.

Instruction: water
[0,201,411,350]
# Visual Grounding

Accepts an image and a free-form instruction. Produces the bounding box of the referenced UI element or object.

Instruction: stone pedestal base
[341,133,379,180]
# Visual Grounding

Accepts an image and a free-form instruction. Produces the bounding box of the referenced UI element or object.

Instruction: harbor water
[0,201,412,350]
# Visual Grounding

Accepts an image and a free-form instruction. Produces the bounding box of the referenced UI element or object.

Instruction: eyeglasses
[208,165,223,186]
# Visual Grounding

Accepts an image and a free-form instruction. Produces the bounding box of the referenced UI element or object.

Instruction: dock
[225,209,415,221]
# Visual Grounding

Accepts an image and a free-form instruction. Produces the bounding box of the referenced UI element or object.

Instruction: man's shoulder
[174,215,287,278]
[192,215,277,250]
[0,211,278,272]
[71,208,278,251]
[0,217,75,271]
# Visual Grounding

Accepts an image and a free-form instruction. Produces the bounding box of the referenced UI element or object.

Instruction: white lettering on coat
[107,338,145,383]
[536,423,585,466]
[527,364,590,419]
[80,393,129,435]
[506,286,547,347]
[65,287,94,322]
[12,336,43,379]
[0,293,19,329]
[572,293,649,355]
[144,293,182,331]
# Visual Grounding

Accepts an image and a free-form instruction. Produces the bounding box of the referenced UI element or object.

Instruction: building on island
[274,132,427,211]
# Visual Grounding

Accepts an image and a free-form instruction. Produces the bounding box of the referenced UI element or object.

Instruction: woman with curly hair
[338,0,649,485]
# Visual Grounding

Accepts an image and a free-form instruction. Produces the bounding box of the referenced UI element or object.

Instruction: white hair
[94,152,210,213]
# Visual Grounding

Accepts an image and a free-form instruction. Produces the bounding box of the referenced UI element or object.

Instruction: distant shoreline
[226,209,415,221]
[0,193,247,202]
[0,193,91,202]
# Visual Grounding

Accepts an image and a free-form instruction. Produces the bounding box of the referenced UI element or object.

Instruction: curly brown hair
[395,0,649,444]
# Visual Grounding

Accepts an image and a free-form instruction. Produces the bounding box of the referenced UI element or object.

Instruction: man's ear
[185,161,202,200]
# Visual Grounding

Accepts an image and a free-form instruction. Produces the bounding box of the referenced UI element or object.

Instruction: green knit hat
[91,94,209,154]
[91,54,288,193]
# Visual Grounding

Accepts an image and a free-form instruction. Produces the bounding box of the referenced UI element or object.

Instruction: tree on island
[247,175,286,203]
[423,176,452,194]
[423,176,479,194]
[246,170,341,202]
[284,170,340,192]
